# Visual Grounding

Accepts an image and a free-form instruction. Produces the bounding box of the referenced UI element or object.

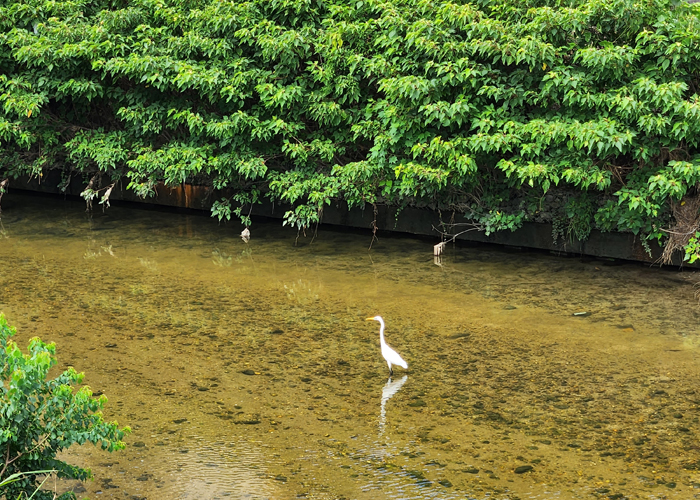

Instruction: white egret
[366,316,408,376]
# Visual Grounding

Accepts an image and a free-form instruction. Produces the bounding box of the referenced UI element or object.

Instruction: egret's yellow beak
[365,317,375,321]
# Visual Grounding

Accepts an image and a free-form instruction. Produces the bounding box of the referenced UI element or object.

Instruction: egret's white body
[366,316,408,376]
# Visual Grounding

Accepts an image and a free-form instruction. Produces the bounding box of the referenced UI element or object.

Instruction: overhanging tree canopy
[2,0,700,261]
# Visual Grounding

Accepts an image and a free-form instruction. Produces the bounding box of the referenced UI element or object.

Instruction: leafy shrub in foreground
[0,314,129,500]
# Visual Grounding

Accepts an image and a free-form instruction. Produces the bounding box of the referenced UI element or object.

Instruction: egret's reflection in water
[379,375,408,437]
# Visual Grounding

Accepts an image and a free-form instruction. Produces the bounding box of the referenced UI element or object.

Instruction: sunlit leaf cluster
[1,0,700,252]
[0,314,129,500]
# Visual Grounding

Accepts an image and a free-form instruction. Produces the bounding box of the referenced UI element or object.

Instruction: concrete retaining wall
[6,171,682,266]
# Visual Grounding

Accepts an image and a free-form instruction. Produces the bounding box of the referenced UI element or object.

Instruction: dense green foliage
[2,0,700,258]
[0,314,129,500]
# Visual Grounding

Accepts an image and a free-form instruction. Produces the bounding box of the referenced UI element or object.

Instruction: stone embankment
[8,172,681,266]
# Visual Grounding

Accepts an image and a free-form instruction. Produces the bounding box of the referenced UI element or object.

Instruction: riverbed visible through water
[1,192,700,500]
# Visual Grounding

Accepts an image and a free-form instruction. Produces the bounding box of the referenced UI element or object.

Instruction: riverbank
[6,172,681,266]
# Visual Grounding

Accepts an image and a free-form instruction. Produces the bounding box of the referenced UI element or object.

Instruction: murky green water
[2,192,700,500]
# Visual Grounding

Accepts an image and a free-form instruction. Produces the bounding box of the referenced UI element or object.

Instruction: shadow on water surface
[1,192,700,499]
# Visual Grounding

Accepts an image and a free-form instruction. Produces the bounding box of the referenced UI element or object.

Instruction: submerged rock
[408,400,427,407]
[448,332,471,339]
[234,418,261,425]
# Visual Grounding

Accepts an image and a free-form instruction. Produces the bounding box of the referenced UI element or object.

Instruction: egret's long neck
[378,318,386,347]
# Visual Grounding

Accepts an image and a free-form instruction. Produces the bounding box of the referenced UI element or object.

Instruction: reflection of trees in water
[84,243,116,260]
[283,279,321,305]
[137,257,158,272]
[236,246,253,262]
[211,248,232,267]
[82,213,118,260]
[211,246,252,266]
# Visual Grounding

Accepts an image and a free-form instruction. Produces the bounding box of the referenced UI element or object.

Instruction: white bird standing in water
[366,316,408,376]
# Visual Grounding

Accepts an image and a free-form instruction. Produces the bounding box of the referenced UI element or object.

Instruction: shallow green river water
[2,192,700,500]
